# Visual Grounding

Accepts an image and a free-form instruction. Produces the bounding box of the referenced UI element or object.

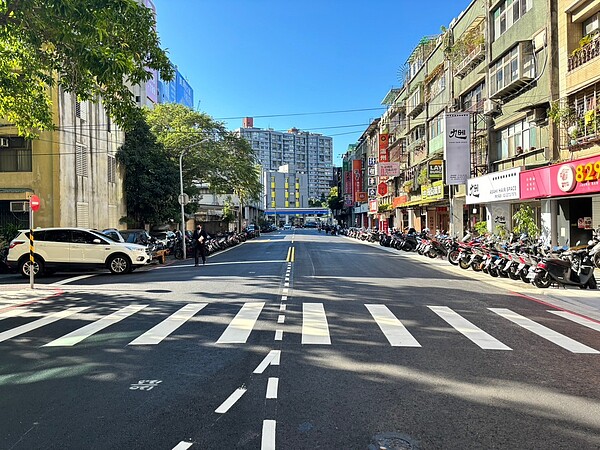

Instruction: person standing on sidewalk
[192,223,208,266]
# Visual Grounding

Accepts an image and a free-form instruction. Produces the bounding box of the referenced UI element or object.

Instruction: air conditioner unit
[483,99,500,115]
[10,201,29,213]
[0,137,9,147]
[527,107,547,124]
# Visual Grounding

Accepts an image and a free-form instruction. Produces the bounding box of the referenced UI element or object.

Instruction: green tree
[327,186,344,211]
[0,0,173,136]
[116,116,179,227]
[145,104,262,220]
[512,205,540,239]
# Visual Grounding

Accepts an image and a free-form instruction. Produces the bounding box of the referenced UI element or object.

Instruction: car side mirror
[93,238,102,244]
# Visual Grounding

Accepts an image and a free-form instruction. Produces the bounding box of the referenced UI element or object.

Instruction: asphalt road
[0,229,599,449]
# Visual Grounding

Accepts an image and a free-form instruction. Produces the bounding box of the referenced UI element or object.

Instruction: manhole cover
[368,432,419,450]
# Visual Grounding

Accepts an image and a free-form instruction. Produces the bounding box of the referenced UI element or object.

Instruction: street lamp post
[179,138,209,260]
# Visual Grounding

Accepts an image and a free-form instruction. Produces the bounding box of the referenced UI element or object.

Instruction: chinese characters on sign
[444,113,470,186]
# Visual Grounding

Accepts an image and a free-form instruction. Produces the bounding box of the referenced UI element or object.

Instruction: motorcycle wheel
[520,272,531,283]
[594,253,600,270]
[497,268,509,278]
[458,258,471,270]
[472,258,483,272]
[447,250,460,266]
[174,248,183,260]
[533,270,552,288]
[427,249,438,259]
[587,275,597,290]
[488,266,499,277]
[508,267,521,280]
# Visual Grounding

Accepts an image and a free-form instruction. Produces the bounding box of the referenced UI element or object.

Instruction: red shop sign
[520,154,600,199]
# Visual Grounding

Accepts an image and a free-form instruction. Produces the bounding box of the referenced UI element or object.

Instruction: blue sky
[153,0,469,163]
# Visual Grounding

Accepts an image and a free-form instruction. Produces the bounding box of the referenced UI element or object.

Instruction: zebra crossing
[0,302,598,353]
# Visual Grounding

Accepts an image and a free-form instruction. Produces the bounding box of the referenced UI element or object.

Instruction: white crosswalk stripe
[302,303,331,345]
[0,307,88,343]
[216,302,265,344]
[547,310,600,332]
[44,304,148,347]
[428,306,512,350]
[129,303,207,345]
[490,308,599,354]
[366,304,421,347]
[0,303,597,353]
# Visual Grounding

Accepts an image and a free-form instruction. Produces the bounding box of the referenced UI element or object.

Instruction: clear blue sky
[153,0,470,163]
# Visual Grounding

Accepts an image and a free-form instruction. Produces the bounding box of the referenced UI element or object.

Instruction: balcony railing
[454,43,485,79]
[568,34,600,71]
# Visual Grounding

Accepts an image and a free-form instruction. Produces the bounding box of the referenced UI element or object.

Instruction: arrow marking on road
[254,350,281,374]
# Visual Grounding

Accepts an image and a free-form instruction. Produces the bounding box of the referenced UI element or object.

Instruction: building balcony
[454,43,485,79]
[568,33,600,72]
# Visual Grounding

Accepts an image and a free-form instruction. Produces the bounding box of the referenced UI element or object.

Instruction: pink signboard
[520,154,600,199]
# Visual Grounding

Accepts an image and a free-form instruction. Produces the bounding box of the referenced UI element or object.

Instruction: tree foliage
[327,186,344,211]
[145,104,263,207]
[116,116,179,227]
[0,0,173,136]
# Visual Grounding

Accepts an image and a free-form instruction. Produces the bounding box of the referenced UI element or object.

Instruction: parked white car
[7,227,151,277]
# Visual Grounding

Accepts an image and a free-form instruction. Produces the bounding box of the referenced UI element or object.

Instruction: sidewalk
[354,238,600,323]
[0,284,64,311]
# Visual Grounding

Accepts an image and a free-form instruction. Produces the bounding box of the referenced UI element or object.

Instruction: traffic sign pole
[29,204,34,289]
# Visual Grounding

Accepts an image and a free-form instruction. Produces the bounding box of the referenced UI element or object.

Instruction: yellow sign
[421,180,444,201]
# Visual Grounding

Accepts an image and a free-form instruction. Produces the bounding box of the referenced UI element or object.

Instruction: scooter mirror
[589,240,595,246]
[576,240,581,246]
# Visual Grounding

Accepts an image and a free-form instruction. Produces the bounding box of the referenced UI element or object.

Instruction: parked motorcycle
[531,243,597,289]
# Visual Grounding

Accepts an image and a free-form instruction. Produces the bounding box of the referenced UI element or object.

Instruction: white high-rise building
[236,117,333,200]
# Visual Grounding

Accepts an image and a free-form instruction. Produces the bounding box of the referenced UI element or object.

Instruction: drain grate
[368,432,419,450]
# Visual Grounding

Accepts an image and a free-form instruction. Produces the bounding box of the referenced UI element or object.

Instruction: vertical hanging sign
[443,113,470,185]
[378,133,389,162]
[352,159,363,202]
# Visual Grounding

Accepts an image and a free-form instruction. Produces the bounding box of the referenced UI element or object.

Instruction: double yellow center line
[285,246,295,262]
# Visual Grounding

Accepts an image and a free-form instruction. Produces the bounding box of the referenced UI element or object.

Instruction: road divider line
[266,377,279,399]
[216,302,265,344]
[274,330,283,341]
[172,441,193,450]
[281,296,287,301]
[366,304,421,347]
[51,274,97,286]
[0,306,88,343]
[44,304,148,347]
[285,247,292,262]
[490,308,599,354]
[290,247,295,262]
[279,304,286,311]
[129,304,207,345]
[215,386,247,414]
[277,315,285,324]
[261,420,276,450]
[254,350,281,374]
[428,306,512,350]
[302,303,331,345]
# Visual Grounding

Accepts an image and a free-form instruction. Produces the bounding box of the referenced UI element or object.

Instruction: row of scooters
[169,230,255,260]
[341,227,599,290]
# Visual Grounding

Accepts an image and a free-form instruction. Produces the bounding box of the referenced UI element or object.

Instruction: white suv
[7,227,151,277]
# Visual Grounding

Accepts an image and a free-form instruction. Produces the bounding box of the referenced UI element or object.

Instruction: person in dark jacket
[192,223,208,266]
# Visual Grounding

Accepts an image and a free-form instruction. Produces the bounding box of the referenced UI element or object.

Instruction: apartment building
[236,117,333,201]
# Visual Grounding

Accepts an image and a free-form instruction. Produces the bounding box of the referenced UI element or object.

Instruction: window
[428,114,444,139]
[495,119,537,159]
[76,144,88,177]
[44,229,71,243]
[71,230,98,244]
[493,0,532,40]
[583,12,599,37]
[462,82,485,111]
[0,136,32,172]
[489,43,534,98]
[108,155,117,183]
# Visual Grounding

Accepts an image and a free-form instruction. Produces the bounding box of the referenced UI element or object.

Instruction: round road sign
[30,195,41,212]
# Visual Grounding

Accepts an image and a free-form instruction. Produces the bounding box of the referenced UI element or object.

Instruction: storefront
[520,154,600,246]
[467,167,521,235]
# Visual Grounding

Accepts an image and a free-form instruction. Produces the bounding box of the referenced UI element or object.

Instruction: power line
[215,107,388,120]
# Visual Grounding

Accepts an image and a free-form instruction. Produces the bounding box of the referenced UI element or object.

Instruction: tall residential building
[236,118,333,200]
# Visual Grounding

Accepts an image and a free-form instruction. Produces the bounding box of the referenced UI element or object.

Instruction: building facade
[237,117,333,201]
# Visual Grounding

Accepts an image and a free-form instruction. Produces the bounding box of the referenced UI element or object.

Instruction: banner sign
[368,157,377,166]
[352,159,363,199]
[344,170,352,194]
[428,159,444,180]
[377,182,388,196]
[344,193,353,207]
[392,195,408,208]
[520,154,600,199]
[355,191,368,202]
[444,113,470,185]
[368,187,377,197]
[379,133,389,162]
[378,162,400,177]
[466,167,521,204]
[369,200,378,213]
[421,180,444,201]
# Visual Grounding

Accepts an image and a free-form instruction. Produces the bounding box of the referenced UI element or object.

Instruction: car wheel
[108,254,131,274]
[19,256,44,278]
